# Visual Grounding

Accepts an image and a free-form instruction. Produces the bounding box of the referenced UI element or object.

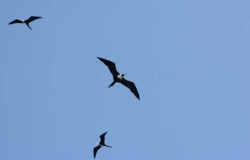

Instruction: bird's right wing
[120,79,140,100]
[98,57,118,78]
[26,16,42,23]
[100,132,107,144]
[93,145,101,158]
[9,19,23,25]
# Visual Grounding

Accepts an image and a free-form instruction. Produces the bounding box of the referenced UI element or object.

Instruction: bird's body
[93,132,112,158]
[97,57,140,100]
[9,16,42,30]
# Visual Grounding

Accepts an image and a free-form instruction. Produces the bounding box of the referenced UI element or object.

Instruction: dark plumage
[97,57,140,100]
[9,16,42,30]
[93,132,112,158]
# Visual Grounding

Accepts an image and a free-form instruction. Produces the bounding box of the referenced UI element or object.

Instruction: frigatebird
[9,16,42,30]
[97,57,140,100]
[93,132,112,158]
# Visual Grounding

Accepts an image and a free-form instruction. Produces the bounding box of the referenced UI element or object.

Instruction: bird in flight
[9,16,42,30]
[97,57,140,100]
[93,132,112,158]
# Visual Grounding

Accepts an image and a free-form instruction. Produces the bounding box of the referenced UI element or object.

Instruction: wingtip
[102,131,108,137]
[136,94,140,100]
[32,16,42,18]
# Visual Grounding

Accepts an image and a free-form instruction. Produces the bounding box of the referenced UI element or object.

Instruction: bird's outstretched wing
[120,79,140,100]
[98,57,118,78]
[26,16,42,23]
[100,132,107,144]
[9,19,23,25]
[93,145,101,158]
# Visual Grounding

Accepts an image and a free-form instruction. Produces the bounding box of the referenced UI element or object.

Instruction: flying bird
[97,57,140,100]
[93,132,112,158]
[9,16,42,30]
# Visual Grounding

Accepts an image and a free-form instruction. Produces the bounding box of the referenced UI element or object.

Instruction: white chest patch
[117,74,123,80]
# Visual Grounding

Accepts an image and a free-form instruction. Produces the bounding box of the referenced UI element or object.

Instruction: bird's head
[122,74,126,77]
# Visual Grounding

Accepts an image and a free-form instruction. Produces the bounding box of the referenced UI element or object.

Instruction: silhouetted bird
[9,16,42,30]
[98,57,140,100]
[93,132,112,158]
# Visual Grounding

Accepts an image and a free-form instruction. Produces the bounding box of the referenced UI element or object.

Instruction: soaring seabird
[9,16,42,30]
[97,57,140,100]
[93,132,112,158]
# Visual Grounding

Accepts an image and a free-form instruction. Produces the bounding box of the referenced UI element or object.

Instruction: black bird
[9,16,42,30]
[93,132,112,158]
[97,57,140,100]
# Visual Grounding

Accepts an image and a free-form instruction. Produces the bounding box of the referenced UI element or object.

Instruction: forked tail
[26,23,32,30]
[104,145,112,148]
[108,81,116,88]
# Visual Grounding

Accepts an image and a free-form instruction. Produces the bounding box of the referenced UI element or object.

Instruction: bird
[93,132,112,158]
[9,16,42,30]
[97,57,140,100]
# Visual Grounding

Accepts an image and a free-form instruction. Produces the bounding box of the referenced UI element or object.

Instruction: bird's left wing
[100,132,107,144]
[120,79,140,100]
[9,19,23,24]
[93,145,101,158]
[97,57,118,78]
[26,16,42,23]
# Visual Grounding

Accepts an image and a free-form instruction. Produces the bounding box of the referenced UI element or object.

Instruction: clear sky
[1,0,250,160]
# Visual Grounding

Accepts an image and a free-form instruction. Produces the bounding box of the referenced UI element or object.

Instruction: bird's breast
[117,74,123,80]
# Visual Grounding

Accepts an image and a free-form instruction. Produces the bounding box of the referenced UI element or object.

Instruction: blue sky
[1,0,250,160]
